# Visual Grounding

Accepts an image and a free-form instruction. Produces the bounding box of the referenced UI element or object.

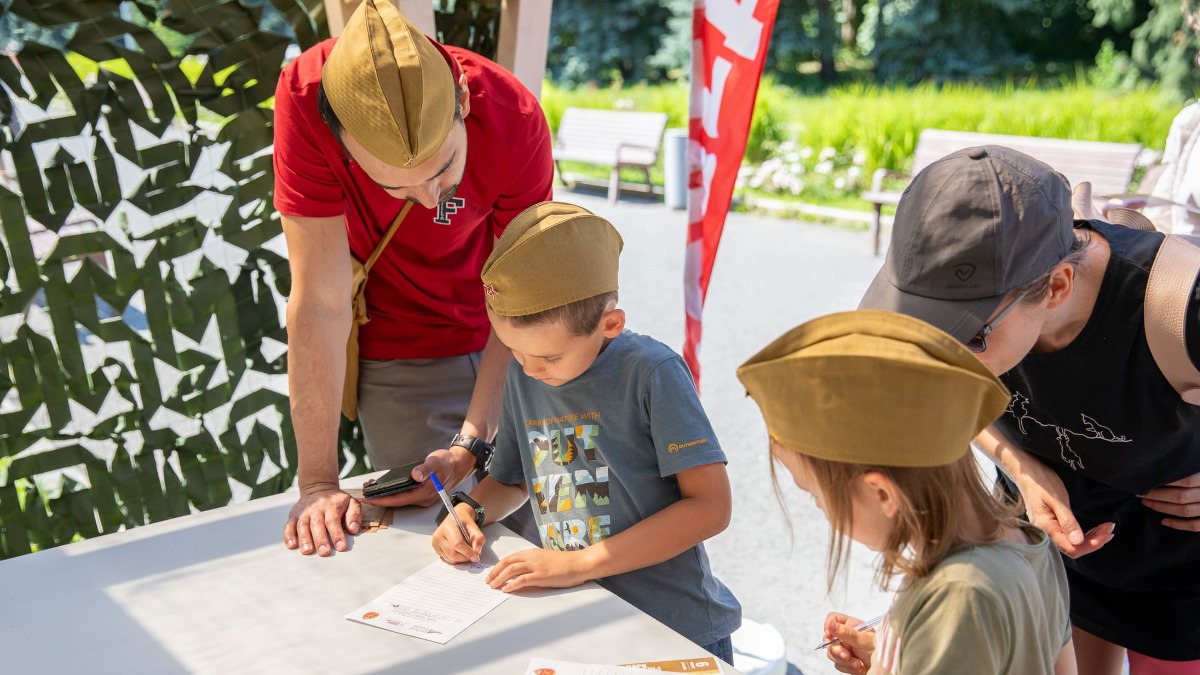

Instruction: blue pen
[430,472,472,545]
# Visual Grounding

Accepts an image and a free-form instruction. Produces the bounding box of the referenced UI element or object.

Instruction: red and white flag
[683,0,780,387]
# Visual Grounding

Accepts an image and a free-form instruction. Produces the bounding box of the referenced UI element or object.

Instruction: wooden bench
[862,129,1144,254]
[552,107,669,203]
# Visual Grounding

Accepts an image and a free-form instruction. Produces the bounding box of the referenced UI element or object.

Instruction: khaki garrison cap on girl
[481,202,624,316]
[322,0,456,167]
[737,310,1011,467]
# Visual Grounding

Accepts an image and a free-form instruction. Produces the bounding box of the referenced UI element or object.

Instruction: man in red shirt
[273,0,553,556]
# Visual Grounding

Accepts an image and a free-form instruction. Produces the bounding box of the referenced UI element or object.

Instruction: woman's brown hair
[786,448,1024,592]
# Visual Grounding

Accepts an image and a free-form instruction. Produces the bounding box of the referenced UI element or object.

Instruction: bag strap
[1073,182,1200,405]
[364,201,414,273]
[1144,234,1200,405]
[1070,181,1098,220]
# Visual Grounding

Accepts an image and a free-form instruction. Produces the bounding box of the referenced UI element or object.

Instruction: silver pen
[815,613,887,650]
[430,472,472,544]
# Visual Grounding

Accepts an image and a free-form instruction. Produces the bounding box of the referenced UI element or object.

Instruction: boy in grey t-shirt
[431,202,741,660]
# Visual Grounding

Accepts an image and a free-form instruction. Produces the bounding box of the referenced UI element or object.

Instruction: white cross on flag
[683,0,780,387]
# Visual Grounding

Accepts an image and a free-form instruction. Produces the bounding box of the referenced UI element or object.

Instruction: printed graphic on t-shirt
[873,616,901,673]
[1004,391,1131,471]
[526,412,611,551]
[433,197,465,225]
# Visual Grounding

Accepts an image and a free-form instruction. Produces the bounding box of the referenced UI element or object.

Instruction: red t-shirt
[273,39,553,359]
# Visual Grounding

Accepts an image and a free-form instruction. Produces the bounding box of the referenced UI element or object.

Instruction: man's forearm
[459,328,510,442]
[288,300,351,492]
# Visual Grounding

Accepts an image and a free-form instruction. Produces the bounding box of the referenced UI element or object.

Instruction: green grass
[543,79,1182,211]
[769,80,1179,174]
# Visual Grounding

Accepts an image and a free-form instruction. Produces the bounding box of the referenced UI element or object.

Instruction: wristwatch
[436,491,486,527]
[450,433,494,471]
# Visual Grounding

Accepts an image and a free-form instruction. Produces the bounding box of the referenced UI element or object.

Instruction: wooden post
[496,0,553,99]
[324,0,436,37]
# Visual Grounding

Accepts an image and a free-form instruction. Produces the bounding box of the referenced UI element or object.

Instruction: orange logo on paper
[362,611,380,620]
[534,670,556,675]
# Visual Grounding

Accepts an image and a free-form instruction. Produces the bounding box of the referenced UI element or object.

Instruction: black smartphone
[362,462,423,499]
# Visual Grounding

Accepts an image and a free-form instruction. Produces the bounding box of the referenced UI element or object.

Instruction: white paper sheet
[346,560,508,644]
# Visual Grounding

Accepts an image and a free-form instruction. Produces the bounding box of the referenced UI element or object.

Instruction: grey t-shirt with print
[489,330,742,645]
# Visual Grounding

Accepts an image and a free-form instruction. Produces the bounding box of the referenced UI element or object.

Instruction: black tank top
[994,220,1200,592]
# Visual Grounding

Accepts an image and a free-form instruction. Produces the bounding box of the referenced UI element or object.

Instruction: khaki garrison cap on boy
[737,310,1011,467]
[322,0,456,167]
[481,202,624,316]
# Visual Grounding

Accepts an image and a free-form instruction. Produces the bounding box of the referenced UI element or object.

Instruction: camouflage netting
[0,0,375,559]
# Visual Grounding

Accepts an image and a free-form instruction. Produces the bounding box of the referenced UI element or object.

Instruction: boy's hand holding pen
[430,472,484,564]
[821,612,884,675]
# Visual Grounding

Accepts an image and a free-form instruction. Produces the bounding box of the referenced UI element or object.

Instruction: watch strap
[450,433,494,470]
[436,491,485,527]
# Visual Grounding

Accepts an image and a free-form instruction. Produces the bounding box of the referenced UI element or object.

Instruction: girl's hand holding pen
[823,612,878,675]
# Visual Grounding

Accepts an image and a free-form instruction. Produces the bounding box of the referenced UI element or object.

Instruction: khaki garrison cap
[323,0,456,167]
[737,310,1010,467]
[481,202,624,316]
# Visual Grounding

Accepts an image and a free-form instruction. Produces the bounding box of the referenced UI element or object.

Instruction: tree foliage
[543,0,1197,96]
[1120,0,1200,94]
[546,0,686,86]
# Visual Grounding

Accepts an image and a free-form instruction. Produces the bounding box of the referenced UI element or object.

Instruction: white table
[0,486,740,674]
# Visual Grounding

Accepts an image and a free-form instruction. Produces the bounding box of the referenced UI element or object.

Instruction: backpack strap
[1144,233,1200,405]
[1071,181,1098,220]
[1072,182,1200,405]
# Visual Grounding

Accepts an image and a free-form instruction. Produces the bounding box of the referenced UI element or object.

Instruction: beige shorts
[356,352,538,542]
[356,352,482,471]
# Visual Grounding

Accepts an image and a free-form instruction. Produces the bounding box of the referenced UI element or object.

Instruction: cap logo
[483,284,497,298]
[953,263,977,282]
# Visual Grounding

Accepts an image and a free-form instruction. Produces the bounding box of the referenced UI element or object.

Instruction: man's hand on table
[284,483,361,556]
[284,446,479,555]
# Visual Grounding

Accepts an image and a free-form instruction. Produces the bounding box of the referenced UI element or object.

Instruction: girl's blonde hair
[786,447,1024,591]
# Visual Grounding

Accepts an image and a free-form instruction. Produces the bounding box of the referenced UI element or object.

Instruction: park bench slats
[553,107,669,202]
[864,129,1143,254]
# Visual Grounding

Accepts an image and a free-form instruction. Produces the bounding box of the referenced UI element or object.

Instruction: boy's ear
[601,308,625,338]
[859,471,901,520]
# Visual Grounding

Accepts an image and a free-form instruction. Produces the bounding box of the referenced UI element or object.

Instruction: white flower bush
[738,140,867,204]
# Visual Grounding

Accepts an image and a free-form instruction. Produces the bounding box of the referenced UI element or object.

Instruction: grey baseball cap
[859,145,1075,343]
